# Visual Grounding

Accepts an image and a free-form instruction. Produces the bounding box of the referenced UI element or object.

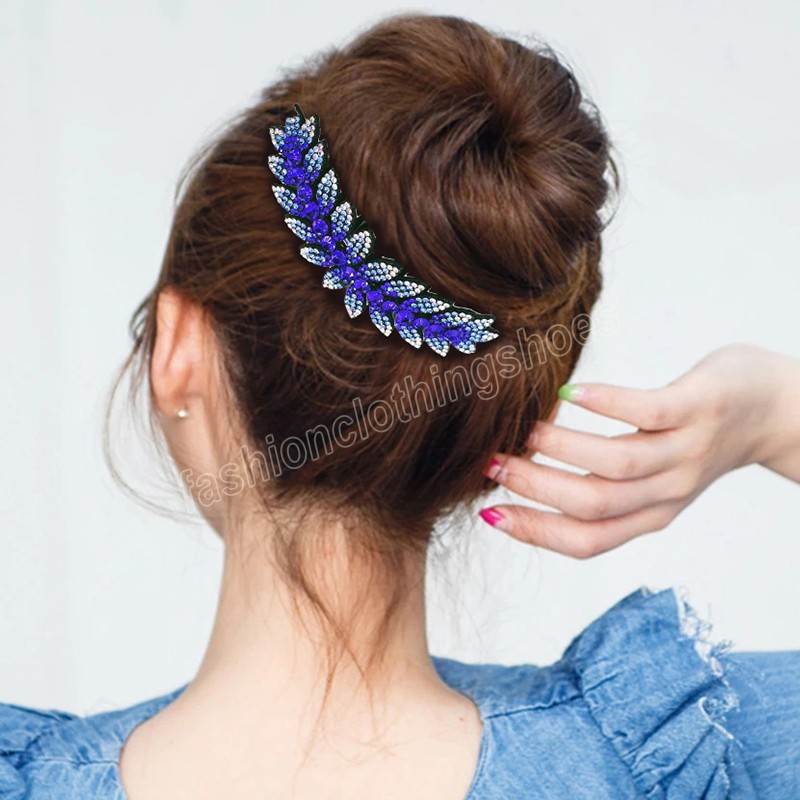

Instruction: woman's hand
[479,343,800,559]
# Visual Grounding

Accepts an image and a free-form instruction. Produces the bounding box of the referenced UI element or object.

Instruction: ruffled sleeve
[0,702,77,800]
[562,586,757,799]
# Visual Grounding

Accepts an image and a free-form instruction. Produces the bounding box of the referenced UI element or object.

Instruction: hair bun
[323,13,616,329]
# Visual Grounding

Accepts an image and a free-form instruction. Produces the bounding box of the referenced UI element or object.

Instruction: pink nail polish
[479,507,505,527]
[483,457,503,480]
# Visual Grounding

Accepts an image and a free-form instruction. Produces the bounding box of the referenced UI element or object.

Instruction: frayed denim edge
[671,583,745,792]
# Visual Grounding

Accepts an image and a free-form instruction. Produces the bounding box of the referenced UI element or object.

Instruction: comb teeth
[268,102,500,356]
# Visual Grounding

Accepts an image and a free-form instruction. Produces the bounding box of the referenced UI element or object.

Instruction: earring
[175,408,189,420]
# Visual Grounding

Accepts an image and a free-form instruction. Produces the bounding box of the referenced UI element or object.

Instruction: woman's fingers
[478,501,679,559]
[475,378,706,558]
[530,421,684,480]
[560,382,691,431]
[484,454,678,521]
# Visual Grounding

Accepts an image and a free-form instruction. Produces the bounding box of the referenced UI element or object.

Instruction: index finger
[558,382,690,431]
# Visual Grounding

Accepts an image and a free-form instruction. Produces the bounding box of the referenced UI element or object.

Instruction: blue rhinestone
[340,265,356,281]
[367,290,382,304]
[312,219,329,236]
[320,235,334,249]
[283,134,301,149]
[296,184,313,201]
[303,201,319,217]
[413,317,430,329]
[395,309,414,327]
[330,251,347,267]
[381,300,398,313]
[286,167,305,186]
[285,149,302,165]
[352,278,368,290]
[427,323,445,337]
[444,328,461,343]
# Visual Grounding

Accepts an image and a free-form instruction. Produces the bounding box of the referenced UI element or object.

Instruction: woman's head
[115,11,617,680]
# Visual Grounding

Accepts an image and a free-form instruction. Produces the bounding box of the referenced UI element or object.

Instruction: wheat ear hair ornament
[267,104,500,356]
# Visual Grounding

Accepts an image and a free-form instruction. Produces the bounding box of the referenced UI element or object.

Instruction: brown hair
[111,11,618,710]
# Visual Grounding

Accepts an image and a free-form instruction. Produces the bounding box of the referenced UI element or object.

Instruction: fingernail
[483,457,503,481]
[558,383,585,403]
[479,507,506,527]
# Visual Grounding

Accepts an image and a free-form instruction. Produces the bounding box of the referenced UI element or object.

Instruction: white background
[2,0,798,715]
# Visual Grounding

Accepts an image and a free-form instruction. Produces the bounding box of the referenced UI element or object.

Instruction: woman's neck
[118,512,484,800]
[186,514,444,732]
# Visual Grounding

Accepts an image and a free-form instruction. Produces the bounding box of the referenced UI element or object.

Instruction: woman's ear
[150,287,210,418]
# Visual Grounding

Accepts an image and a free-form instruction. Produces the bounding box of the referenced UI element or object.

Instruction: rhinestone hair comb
[267,104,500,356]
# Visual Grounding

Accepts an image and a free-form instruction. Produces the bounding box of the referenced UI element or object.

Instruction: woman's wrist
[751,348,800,482]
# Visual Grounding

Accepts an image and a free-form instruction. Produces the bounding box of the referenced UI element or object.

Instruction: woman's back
[4,587,797,799]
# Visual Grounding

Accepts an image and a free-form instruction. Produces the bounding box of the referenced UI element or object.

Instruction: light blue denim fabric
[1,586,798,799]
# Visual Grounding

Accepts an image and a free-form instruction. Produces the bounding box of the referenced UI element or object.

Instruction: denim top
[0,587,764,799]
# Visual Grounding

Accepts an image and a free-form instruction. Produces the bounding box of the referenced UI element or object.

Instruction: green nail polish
[558,384,582,403]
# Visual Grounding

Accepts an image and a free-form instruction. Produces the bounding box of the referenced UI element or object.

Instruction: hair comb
[267,104,500,356]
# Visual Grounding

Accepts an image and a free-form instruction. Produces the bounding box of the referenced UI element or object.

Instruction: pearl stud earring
[175,408,189,420]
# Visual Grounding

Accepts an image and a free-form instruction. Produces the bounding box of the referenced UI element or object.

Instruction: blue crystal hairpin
[267,104,500,356]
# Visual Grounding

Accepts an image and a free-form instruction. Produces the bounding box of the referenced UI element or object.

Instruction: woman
[2,12,798,799]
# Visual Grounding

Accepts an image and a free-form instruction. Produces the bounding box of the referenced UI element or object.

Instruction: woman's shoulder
[0,684,185,799]
[433,585,758,799]
[0,586,761,799]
